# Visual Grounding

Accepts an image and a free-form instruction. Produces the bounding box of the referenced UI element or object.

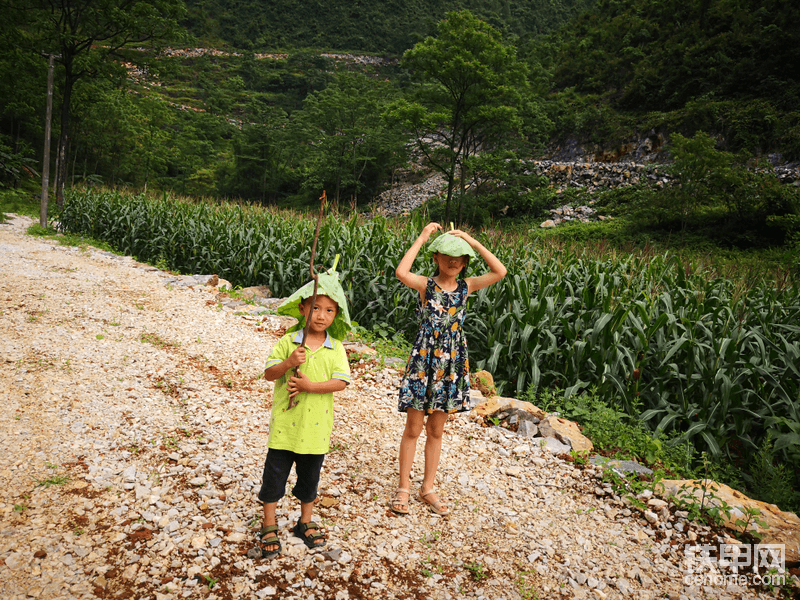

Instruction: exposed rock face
[657,479,800,563]
[366,133,799,221]
[537,415,594,453]
[469,369,497,397]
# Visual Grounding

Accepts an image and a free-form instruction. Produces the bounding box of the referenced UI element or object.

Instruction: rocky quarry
[1,213,799,600]
[368,135,800,229]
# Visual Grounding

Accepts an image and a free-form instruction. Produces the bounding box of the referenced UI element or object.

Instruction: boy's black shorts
[258,448,325,504]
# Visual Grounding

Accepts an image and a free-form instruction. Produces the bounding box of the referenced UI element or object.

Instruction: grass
[526,385,800,514]
[347,322,412,362]
[26,223,119,254]
[35,473,70,488]
[0,187,41,220]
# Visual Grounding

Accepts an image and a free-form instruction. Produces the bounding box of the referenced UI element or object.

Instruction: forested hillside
[541,0,800,156]
[1,0,798,216]
[180,0,595,53]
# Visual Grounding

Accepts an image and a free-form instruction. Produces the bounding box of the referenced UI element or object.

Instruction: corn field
[59,189,800,464]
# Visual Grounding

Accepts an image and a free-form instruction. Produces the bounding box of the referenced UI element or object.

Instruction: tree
[225,100,291,203]
[70,79,175,190]
[388,10,527,224]
[292,72,403,205]
[9,0,185,205]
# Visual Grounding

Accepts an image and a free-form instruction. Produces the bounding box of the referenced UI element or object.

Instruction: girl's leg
[395,409,425,511]
[420,410,449,507]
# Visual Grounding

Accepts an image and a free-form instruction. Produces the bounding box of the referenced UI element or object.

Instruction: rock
[4,553,27,570]
[540,220,557,228]
[615,577,632,595]
[591,456,652,476]
[656,479,800,562]
[538,416,593,452]
[472,397,545,421]
[470,370,496,397]
[468,388,484,409]
[541,436,572,454]
[517,420,539,438]
[239,285,272,299]
[122,564,139,580]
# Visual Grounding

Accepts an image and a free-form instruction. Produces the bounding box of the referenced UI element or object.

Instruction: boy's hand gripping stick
[288,190,326,409]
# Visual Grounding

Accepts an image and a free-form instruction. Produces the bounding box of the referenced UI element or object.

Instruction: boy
[256,269,352,558]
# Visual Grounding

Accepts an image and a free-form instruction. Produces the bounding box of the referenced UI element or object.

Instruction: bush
[525,386,693,474]
[747,434,799,512]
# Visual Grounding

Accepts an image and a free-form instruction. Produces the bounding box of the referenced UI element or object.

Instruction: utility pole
[40,53,55,228]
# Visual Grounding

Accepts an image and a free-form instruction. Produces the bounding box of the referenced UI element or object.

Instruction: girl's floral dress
[398,278,470,413]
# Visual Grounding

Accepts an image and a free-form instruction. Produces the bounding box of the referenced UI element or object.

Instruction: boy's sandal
[293,519,326,550]
[390,488,410,514]
[419,488,450,516]
[257,525,281,559]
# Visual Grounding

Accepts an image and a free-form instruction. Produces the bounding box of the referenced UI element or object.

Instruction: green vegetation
[3,1,798,216]
[532,387,694,473]
[55,187,800,514]
[180,0,594,54]
[388,10,528,223]
[541,0,800,158]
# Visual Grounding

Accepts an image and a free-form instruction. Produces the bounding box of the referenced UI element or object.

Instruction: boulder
[540,436,571,455]
[239,285,272,299]
[591,456,652,477]
[472,397,545,421]
[205,274,232,290]
[656,479,800,563]
[470,370,496,397]
[537,415,593,452]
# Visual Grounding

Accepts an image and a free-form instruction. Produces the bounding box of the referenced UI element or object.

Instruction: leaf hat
[277,267,352,341]
[427,232,477,259]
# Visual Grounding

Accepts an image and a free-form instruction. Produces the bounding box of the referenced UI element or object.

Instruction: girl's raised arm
[396,222,442,294]
[449,230,507,293]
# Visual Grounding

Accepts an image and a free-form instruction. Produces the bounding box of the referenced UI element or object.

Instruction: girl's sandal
[256,524,282,559]
[419,488,450,516]
[390,488,410,514]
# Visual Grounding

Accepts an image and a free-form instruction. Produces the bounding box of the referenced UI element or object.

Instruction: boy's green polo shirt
[265,330,351,454]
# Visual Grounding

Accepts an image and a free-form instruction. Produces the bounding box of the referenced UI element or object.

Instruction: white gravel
[0,214,774,600]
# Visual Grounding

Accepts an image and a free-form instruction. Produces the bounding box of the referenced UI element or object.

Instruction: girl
[392,222,507,515]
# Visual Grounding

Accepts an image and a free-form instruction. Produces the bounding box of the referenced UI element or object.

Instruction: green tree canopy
[9,0,185,204]
[292,72,403,205]
[388,10,528,224]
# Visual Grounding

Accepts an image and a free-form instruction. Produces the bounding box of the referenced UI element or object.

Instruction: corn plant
[58,189,800,466]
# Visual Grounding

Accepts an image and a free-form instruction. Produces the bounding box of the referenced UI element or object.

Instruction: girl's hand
[448,229,477,246]
[286,346,306,369]
[287,370,311,399]
[419,222,442,242]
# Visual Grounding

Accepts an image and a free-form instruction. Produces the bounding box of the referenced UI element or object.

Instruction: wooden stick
[288,191,327,409]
